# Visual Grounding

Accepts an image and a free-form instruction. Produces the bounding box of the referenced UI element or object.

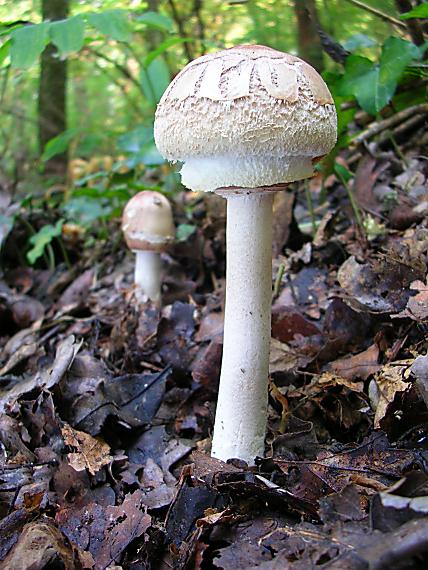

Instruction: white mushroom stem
[134,250,162,303]
[211,191,274,464]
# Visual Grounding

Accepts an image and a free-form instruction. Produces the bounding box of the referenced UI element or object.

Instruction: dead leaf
[0,521,78,569]
[269,338,313,375]
[61,423,112,476]
[353,156,388,212]
[127,425,192,485]
[55,268,95,313]
[393,279,428,320]
[56,490,151,570]
[0,335,81,413]
[371,362,411,427]
[411,354,428,407]
[338,254,425,313]
[0,509,32,561]
[327,344,381,381]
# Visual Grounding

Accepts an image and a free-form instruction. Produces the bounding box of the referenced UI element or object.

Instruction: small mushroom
[122,191,175,304]
[154,45,337,464]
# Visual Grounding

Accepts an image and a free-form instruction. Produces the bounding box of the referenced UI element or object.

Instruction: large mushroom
[154,45,337,464]
[122,190,175,304]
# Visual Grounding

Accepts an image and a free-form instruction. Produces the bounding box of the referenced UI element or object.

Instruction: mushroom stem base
[134,250,161,303]
[211,191,274,464]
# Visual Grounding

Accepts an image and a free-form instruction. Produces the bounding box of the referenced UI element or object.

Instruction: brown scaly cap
[154,44,336,165]
[122,191,175,252]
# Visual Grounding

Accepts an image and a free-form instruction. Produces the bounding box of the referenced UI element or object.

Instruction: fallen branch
[350,103,428,147]
[379,113,428,145]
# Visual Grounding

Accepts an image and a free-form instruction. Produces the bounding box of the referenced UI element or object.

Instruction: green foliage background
[0,0,415,175]
[0,0,426,265]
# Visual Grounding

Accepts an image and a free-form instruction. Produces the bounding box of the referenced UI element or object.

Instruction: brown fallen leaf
[269,338,313,375]
[393,279,428,321]
[370,362,412,428]
[327,343,381,382]
[0,334,38,376]
[288,372,364,398]
[0,335,81,413]
[55,268,95,313]
[61,423,112,476]
[338,254,425,314]
[411,354,428,407]
[0,521,78,569]
[56,490,151,569]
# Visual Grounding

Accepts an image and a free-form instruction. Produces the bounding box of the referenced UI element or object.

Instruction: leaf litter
[0,140,428,569]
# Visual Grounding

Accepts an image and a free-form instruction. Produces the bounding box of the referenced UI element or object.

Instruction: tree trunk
[38,0,69,178]
[293,0,324,72]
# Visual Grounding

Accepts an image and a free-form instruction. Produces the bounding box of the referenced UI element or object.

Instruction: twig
[379,113,428,146]
[385,130,409,165]
[343,0,407,30]
[277,458,404,478]
[272,263,285,300]
[167,0,193,61]
[336,170,364,230]
[90,59,141,116]
[193,0,206,54]
[87,48,146,98]
[350,103,428,147]
[0,459,58,471]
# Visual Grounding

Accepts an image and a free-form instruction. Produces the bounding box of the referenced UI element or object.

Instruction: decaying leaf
[338,254,425,313]
[0,521,78,569]
[61,423,112,476]
[393,278,428,320]
[269,338,313,375]
[56,490,151,569]
[411,354,428,407]
[0,335,81,413]
[370,362,412,427]
[327,343,381,381]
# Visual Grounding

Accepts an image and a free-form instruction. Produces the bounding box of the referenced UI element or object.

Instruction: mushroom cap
[154,45,337,192]
[122,191,175,252]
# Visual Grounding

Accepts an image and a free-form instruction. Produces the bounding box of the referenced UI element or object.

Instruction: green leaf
[336,55,373,98]
[143,37,189,67]
[87,10,131,41]
[140,57,170,105]
[0,23,24,37]
[176,223,196,242]
[400,4,428,19]
[117,125,153,153]
[0,39,11,66]
[50,15,85,55]
[141,144,164,165]
[334,162,352,183]
[42,129,80,162]
[336,38,421,115]
[136,11,174,32]
[379,36,421,84]
[11,22,50,68]
[343,33,376,52]
[27,219,64,265]
[63,197,111,225]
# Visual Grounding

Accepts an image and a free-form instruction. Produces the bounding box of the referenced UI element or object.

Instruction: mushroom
[122,190,175,304]
[154,45,337,464]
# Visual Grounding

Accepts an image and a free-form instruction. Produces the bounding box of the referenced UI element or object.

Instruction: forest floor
[1,131,428,569]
